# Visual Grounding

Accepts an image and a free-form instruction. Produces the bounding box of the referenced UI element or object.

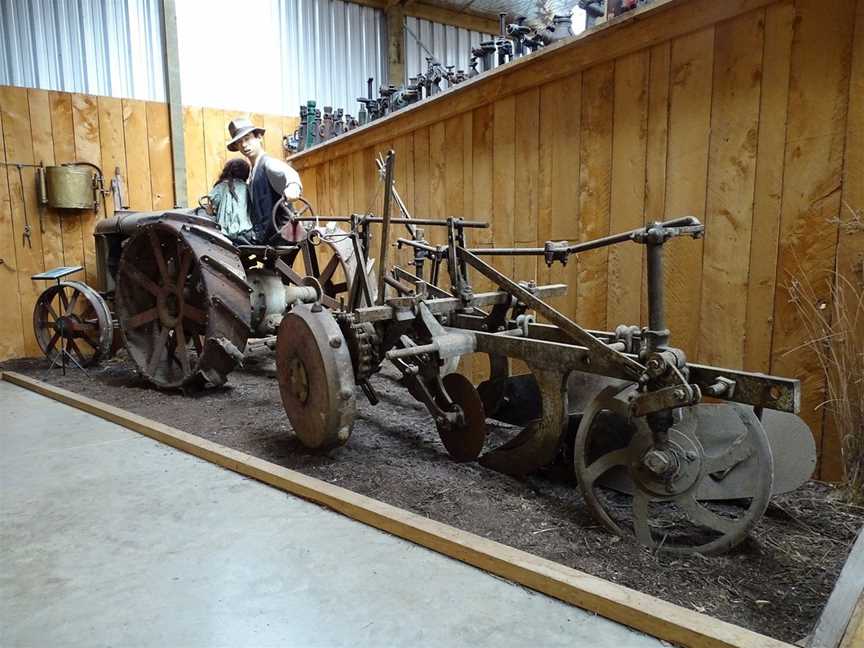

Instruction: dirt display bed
[4,351,862,644]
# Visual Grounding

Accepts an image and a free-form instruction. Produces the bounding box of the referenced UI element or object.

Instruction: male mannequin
[226,118,303,243]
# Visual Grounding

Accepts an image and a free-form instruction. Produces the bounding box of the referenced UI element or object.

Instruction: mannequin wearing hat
[227,118,303,244]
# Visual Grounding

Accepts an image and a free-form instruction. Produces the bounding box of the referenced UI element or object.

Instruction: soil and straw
[3,350,862,644]
[788,204,864,504]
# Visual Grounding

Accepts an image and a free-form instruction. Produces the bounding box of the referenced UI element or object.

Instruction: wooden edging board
[1,370,793,648]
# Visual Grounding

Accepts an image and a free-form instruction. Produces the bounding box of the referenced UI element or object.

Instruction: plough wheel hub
[438,373,487,462]
[276,303,356,450]
[574,385,774,556]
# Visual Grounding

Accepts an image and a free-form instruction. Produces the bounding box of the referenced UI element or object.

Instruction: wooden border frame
[1,370,793,648]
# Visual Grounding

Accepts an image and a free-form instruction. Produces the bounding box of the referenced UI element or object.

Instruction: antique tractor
[32,152,817,555]
[32,198,375,388]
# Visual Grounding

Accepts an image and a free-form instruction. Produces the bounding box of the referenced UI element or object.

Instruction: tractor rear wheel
[115,215,251,389]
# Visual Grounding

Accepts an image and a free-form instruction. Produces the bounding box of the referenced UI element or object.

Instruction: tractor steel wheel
[115,217,251,389]
[33,280,113,367]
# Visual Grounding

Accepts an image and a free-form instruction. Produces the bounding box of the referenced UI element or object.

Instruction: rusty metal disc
[574,384,774,556]
[33,280,113,367]
[276,303,356,450]
[438,373,487,462]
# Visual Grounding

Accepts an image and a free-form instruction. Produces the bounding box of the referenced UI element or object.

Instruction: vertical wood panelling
[0,89,28,359]
[202,108,227,188]
[2,86,46,356]
[428,122,447,246]
[71,93,101,285]
[28,90,63,270]
[395,132,416,260]
[146,101,175,211]
[837,0,864,321]
[401,133,416,217]
[328,158,344,215]
[316,160,333,216]
[514,88,540,245]
[300,158,319,208]
[471,106,494,248]
[470,104,494,302]
[350,150,366,214]
[607,52,649,328]
[492,97,515,277]
[263,114,284,160]
[824,0,864,482]
[577,63,614,331]
[538,75,581,319]
[641,43,671,326]
[663,28,714,358]
[699,11,765,368]
[771,0,856,476]
[122,99,152,211]
[339,153,355,213]
[440,117,463,280]
[744,1,794,373]
[98,97,128,214]
[444,116,464,220]
[413,126,431,230]
[49,92,84,268]
[182,106,207,204]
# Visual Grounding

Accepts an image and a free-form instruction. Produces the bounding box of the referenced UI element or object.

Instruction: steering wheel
[271,196,316,243]
[198,194,214,216]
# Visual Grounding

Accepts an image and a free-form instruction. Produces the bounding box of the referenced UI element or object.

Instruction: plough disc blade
[595,403,816,499]
[477,373,542,426]
[479,367,567,476]
[480,370,627,427]
[438,373,487,462]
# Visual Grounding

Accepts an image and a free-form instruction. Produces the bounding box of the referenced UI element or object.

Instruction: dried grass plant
[787,211,864,502]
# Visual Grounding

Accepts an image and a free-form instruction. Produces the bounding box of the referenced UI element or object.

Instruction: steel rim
[116,224,210,388]
[33,280,113,367]
[574,384,774,555]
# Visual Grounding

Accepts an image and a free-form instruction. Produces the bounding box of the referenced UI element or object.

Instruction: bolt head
[643,449,671,475]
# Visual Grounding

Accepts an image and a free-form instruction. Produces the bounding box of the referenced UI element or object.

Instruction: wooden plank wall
[288,0,861,481]
[0,85,299,361]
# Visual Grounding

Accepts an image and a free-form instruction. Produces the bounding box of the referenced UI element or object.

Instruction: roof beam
[349,0,500,35]
[407,3,499,34]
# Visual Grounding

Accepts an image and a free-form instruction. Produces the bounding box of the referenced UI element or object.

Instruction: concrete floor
[0,380,664,648]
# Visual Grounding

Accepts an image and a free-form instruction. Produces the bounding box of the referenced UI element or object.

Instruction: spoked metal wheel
[276,303,356,449]
[573,384,773,555]
[115,217,251,389]
[33,281,113,367]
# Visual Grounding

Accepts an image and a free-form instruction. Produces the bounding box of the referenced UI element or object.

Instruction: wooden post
[160,0,187,207]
